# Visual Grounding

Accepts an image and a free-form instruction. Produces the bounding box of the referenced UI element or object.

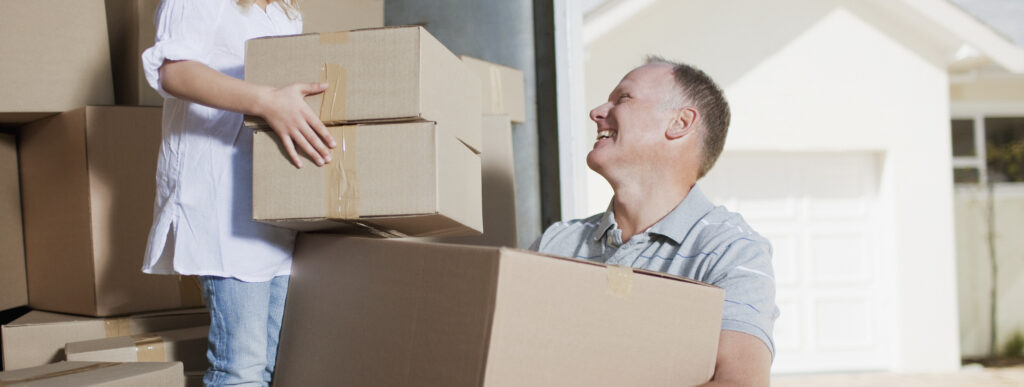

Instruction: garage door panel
[701,151,888,373]
[808,231,870,285]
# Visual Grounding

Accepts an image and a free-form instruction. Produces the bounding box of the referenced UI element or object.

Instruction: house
[578,0,1024,374]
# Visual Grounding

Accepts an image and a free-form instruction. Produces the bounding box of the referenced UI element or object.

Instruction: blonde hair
[236,0,300,19]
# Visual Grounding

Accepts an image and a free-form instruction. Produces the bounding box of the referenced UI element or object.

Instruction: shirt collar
[594,184,716,245]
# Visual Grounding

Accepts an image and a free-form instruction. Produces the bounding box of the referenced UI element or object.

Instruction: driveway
[772,365,1024,387]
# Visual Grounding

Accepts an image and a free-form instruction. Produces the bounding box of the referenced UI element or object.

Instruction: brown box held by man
[0,0,114,124]
[460,56,527,123]
[301,0,384,34]
[253,121,482,236]
[1,309,208,371]
[18,107,204,317]
[66,326,209,373]
[244,25,483,153]
[430,115,518,247]
[0,134,27,311]
[104,0,162,106]
[0,361,183,386]
[274,234,724,386]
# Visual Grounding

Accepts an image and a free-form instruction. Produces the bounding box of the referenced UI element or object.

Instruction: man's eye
[617,94,630,102]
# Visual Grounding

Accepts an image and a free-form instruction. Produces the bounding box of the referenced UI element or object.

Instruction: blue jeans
[200,275,289,387]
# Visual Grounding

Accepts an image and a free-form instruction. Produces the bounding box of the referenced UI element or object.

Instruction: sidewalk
[772,365,1024,387]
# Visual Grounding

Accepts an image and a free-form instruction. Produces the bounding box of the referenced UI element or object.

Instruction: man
[531,57,777,386]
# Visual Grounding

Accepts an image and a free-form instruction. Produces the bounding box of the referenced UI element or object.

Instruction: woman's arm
[160,59,336,168]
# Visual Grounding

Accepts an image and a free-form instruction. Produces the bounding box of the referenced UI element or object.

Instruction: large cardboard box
[18,106,204,316]
[0,0,114,124]
[275,234,725,386]
[253,121,482,236]
[0,135,27,311]
[460,57,527,123]
[0,361,183,386]
[432,115,518,247]
[104,0,162,106]
[1,309,208,371]
[66,326,209,372]
[301,0,384,34]
[244,26,483,153]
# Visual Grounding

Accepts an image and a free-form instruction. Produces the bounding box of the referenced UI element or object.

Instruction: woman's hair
[236,0,300,19]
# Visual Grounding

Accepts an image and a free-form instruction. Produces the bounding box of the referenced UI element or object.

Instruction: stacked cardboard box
[0,0,114,124]
[0,0,393,381]
[65,326,210,373]
[430,56,528,247]
[0,361,184,386]
[2,309,209,371]
[0,135,26,312]
[245,26,484,237]
[18,107,205,317]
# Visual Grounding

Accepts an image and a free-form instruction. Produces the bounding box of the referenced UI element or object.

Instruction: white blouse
[141,0,302,282]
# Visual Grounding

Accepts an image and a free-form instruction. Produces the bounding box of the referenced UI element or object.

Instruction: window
[950,116,1024,184]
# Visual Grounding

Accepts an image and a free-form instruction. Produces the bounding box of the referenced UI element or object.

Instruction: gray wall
[387,0,555,247]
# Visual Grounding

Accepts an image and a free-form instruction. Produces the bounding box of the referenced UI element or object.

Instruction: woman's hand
[159,60,337,168]
[255,82,337,168]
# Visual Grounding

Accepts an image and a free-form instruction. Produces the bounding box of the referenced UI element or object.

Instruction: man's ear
[666,107,698,140]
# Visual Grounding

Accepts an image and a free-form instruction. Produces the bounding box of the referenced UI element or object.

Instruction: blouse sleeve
[141,0,227,99]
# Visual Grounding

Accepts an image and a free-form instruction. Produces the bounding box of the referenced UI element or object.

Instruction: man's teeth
[597,130,616,140]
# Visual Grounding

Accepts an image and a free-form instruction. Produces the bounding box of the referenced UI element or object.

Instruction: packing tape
[319,31,349,44]
[132,334,166,362]
[0,362,122,385]
[327,127,359,219]
[489,66,504,113]
[178,275,203,306]
[104,318,131,338]
[320,63,348,123]
[605,265,634,298]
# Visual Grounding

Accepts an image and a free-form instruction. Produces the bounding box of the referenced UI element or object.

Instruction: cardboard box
[1,309,208,371]
[253,121,482,236]
[301,0,384,34]
[18,106,205,317]
[104,0,162,106]
[275,234,725,386]
[0,135,27,311]
[460,57,527,123]
[0,361,183,386]
[0,0,114,124]
[244,26,483,153]
[66,326,209,372]
[432,115,518,247]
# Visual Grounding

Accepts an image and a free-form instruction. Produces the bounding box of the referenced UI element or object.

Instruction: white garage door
[700,152,894,373]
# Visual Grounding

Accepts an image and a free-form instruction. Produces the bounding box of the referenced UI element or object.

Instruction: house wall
[583,0,961,373]
[951,73,1024,359]
[954,185,1024,358]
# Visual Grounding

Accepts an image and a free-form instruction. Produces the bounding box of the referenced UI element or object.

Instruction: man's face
[587,64,683,179]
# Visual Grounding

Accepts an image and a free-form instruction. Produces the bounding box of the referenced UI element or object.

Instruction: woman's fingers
[278,133,303,169]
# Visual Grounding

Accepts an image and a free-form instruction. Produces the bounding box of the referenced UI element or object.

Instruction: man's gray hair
[645,56,730,179]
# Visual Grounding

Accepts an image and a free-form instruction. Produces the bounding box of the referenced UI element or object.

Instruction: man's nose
[590,102,610,123]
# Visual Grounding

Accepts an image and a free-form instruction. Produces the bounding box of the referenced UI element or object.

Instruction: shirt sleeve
[141,0,227,99]
[708,236,779,359]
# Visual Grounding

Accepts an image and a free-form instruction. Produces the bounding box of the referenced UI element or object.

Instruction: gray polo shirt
[530,185,779,356]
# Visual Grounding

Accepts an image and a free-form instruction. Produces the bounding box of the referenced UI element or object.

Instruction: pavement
[771,364,1024,387]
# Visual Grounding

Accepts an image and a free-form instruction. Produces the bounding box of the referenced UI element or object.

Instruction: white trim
[554,0,590,220]
[898,0,1024,73]
[951,102,1024,117]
